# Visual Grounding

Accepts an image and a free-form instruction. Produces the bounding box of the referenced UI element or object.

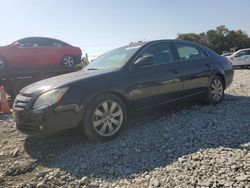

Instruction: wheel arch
[106,90,130,110]
[210,70,226,89]
[83,90,130,114]
[214,73,226,88]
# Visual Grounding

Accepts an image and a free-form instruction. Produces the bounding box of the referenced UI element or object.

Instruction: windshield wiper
[86,67,100,70]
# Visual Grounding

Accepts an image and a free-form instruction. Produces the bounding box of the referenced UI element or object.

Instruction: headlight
[33,87,68,109]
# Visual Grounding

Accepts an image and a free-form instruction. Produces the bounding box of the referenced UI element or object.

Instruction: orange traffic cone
[0,86,11,114]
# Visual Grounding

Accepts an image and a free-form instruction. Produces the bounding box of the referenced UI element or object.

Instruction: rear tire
[82,94,127,141]
[62,55,75,68]
[205,76,225,104]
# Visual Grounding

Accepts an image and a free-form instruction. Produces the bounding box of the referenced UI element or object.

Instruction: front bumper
[13,105,83,137]
[14,107,53,137]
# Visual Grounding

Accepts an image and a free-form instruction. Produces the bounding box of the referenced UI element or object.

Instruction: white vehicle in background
[229,48,250,68]
[221,52,233,57]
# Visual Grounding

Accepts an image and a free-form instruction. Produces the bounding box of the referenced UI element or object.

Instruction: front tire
[82,94,127,141]
[205,76,224,104]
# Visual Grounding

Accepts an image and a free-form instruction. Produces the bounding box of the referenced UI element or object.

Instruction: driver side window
[138,42,174,65]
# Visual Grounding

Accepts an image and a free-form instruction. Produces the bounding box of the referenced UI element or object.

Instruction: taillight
[225,57,232,65]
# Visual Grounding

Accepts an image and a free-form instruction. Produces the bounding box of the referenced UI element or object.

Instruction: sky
[1,0,250,59]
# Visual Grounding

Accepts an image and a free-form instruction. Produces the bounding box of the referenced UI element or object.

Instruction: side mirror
[134,55,154,68]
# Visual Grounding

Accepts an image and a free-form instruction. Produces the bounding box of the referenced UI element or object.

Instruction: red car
[0,37,82,70]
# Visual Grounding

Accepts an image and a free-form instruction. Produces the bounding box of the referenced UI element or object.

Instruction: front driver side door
[128,42,183,110]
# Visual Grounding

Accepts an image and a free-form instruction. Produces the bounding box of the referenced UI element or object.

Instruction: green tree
[177,26,250,54]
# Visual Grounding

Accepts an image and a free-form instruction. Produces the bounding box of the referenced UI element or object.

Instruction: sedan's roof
[124,39,204,50]
[13,37,72,46]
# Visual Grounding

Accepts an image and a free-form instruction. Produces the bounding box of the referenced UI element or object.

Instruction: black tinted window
[31,38,65,47]
[175,43,207,60]
[16,38,33,47]
[15,38,66,47]
[139,42,173,64]
[36,38,54,47]
[51,40,64,47]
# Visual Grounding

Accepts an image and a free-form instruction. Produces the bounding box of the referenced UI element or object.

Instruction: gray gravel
[0,69,250,188]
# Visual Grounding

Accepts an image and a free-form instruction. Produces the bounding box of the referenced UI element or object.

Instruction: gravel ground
[0,69,250,188]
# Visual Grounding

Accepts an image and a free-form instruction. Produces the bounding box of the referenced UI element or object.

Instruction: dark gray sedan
[13,40,234,141]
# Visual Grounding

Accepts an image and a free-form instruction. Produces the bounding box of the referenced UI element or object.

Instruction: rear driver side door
[174,42,212,96]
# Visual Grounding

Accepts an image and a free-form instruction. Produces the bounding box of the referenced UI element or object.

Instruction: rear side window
[32,38,65,47]
[175,43,208,60]
[139,42,174,64]
[52,40,63,47]
[51,39,67,47]
[36,39,54,47]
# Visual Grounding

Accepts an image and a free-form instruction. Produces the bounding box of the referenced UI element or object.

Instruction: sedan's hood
[21,69,115,96]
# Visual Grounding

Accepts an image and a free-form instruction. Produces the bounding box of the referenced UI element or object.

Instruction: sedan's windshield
[86,45,141,70]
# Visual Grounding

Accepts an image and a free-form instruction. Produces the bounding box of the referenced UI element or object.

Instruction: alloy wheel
[92,100,123,137]
[211,79,223,101]
[63,56,74,67]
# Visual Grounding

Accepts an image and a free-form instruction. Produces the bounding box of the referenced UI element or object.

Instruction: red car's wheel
[62,55,75,68]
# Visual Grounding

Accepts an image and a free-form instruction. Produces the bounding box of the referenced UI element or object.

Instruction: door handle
[172,69,179,74]
[206,63,211,68]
